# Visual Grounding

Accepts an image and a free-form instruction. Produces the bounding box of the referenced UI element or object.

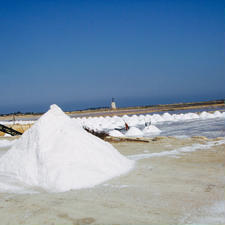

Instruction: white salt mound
[108,130,124,137]
[143,125,161,134]
[0,105,134,193]
[126,127,143,137]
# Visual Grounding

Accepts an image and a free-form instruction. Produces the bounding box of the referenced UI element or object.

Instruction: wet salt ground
[157,117,225,138]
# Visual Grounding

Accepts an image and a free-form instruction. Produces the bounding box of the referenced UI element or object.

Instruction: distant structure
[111,98,117,110]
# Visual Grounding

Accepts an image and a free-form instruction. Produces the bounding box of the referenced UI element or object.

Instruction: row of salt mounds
[79,111,225,132]
[0,105,134,193]
[108,124,161,138]
[5,111,224,131]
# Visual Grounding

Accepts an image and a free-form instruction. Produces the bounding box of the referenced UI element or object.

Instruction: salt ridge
[1,110,224,138]
[79,111,225,134]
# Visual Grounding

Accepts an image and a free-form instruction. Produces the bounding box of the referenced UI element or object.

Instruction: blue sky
[0,0,224,113]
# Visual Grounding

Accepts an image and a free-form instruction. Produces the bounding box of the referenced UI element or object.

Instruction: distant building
[111,98,117,109]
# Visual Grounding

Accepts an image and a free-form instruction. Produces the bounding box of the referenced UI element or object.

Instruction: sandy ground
[0,136,224,225]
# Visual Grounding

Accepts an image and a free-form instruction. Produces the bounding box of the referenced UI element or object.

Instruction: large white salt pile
[0,105,134,193]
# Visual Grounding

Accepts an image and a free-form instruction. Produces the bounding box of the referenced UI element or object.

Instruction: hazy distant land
[0,99,224,121]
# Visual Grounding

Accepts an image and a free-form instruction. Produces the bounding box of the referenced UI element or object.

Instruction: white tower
[111,98,117,110]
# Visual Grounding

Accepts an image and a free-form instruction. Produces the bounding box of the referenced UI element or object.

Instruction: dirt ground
[0,136,224,225]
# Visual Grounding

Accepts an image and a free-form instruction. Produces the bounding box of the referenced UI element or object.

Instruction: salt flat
[0,136,224,225]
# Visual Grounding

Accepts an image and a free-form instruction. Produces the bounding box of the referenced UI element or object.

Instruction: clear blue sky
[0,0,224,113]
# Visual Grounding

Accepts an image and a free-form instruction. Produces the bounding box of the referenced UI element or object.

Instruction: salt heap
[126,127,143,137]
[143,125,161,135]
[108,130,125,137]
[0,105,134,193]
